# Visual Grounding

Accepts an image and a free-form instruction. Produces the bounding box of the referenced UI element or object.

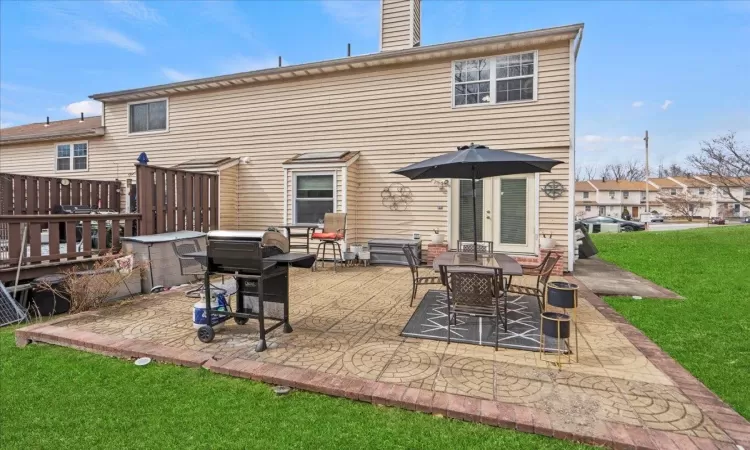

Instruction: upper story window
[129,99,168,133]
[582,191,589,199]
[453,51,537,107]
[294,173,335,223]
[641,192,647,200]
[623,191,629,199]
[609,191,615,199]
[745,187,750,196]
[670,188,677,195]
[56,142,88,171]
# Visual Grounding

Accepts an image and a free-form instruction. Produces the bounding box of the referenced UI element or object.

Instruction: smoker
[200,230,316,352]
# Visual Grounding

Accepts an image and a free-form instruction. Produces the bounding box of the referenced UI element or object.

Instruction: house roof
[669,176,711,187]
[171,157,239,173]
[648,177,682,188]
[282,151,360,166]
[90,23,584,102]
[0,116,104,145]
[588,180,651,191]
[575,181,596,192]
[696,175,750,187]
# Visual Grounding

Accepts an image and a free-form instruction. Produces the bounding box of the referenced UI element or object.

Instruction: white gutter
[568,28,583,272]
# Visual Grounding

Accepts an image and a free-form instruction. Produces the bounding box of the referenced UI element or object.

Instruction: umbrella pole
[472,165,478,260]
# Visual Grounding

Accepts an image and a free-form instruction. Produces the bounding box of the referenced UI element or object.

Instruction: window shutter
[459,180,483,241]
[499,179,527,245]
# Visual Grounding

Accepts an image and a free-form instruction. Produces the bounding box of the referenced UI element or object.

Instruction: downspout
[568,27,583,272]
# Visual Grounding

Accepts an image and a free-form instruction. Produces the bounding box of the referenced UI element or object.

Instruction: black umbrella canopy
[392,143,562,180]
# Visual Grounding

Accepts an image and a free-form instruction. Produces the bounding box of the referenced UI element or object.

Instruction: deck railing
[0,214,140,268]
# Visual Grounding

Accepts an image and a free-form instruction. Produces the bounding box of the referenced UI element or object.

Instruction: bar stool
[312,213,347,272]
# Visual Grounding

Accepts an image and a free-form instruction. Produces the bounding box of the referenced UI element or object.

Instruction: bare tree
[575,164,599,181]
[655,159,691,178]
[687,132,749,208]
[601,160,646,181]
[658,191,702,221]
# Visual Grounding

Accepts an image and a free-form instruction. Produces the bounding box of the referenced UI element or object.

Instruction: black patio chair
[456,240,493,254]
[172,239,205,295]
[439,265,507,350]
[402,245,441,307]
[507,252,561,311]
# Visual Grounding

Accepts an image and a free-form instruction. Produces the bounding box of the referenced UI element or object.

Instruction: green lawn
[592,226,750,419]
[0,328,589,450]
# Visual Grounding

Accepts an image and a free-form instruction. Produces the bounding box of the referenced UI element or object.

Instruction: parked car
[647,213,664,223]
[743,217,750,224]
[709,217,726,225]
[580,216,646,232]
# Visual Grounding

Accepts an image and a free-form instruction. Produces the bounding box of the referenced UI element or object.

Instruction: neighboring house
[574,180,659,219]
[574,175,750,219]
[0,1,584,270]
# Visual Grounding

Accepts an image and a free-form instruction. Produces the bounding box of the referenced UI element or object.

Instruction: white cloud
[107,0,164,24]
[219,55,286,74]
[63,100,102,117]
[84,23,145,53]
[619,136,641,143]
[661,100,673,110]
[162,68,198,82]
[582,135,608,143]
[321,0,379,35]
[632,101,644,108]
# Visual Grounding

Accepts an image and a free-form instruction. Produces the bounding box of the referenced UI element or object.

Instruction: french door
[452,174,536,254]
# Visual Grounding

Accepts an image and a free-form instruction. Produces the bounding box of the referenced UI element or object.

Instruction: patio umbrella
[392,143,562,259]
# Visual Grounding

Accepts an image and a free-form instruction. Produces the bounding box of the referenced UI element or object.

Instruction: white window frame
[585,205,591,212]
[291,171,337,223]
[623,191,629,199]
[609,191,615,199]
[54,141,89,173]
[698,187,705,195]
[582,191,589,199]
[127,97,169,135]
[451,50,538,109]
[670,188,677,195]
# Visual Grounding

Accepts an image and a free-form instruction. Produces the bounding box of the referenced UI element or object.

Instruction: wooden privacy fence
[0,172,121,215]
[0,214,140,272]
[135,164,219,235]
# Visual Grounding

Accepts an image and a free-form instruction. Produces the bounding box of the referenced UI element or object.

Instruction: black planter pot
[547,281,578,309]
[541,312,570,339]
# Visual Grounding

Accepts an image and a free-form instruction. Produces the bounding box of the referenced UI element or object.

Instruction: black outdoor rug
[401,289,567,353]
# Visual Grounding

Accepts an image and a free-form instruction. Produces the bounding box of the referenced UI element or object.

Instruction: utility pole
[644,130,650,218]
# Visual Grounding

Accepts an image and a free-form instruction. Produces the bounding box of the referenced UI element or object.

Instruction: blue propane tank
[192,292,230,329]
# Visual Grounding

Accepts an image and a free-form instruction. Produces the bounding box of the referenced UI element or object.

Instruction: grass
[0,328,590,450]
[592,226,750,419]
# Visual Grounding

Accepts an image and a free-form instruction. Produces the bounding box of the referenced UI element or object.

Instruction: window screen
[130,100,167,133]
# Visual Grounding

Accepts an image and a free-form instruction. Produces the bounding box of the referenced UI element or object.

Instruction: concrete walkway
[573,258,683,299]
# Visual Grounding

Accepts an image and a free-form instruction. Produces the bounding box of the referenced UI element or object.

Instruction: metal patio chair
[439,265,507,350]
[172,239,205,295]
[507,252,561,311]
[456,240,494,254]
[312,213,347,272]
[403,245,441,307]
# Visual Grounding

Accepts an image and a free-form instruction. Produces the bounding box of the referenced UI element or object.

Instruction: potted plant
[430,228,444,244]
[540,231,556,250]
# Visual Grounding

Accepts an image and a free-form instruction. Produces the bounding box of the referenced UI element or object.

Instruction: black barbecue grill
[199,230,316,352]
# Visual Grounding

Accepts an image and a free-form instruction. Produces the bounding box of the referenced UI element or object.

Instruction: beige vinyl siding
[381,0,413,51]
[219,164,238,230]
[346,162,358,244]
[1,41,572,268]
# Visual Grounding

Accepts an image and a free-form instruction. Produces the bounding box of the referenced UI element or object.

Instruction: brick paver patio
[16,266,749,449]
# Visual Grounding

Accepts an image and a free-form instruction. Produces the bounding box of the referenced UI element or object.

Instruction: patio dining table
[433,251,523,281]
[271,223,321,253]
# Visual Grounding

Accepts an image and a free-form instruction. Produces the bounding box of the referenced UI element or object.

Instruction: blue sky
[1,0,748,169]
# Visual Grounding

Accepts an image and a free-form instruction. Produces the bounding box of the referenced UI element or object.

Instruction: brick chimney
[380,0,420,51]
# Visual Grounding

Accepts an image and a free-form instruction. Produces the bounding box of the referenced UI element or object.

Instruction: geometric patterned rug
[401,289,566,353]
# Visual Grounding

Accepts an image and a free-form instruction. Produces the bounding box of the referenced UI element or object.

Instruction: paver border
[13,277,749,450]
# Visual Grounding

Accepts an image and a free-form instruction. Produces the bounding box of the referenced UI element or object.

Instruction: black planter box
[541,312,570,339]
[547,281,578,309]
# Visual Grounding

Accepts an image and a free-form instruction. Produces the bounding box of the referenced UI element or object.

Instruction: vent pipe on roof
[79,112,84,122]
[45,116,49,127]
[278,56,282,67]
[347,43,351,57]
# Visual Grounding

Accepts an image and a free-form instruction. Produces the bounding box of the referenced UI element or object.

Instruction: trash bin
[30,274,70,317]
[575,222,598,259]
